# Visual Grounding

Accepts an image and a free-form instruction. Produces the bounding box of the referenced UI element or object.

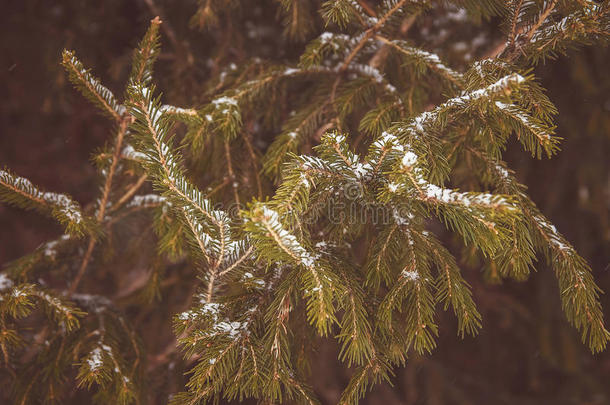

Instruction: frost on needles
[1,1,610,405]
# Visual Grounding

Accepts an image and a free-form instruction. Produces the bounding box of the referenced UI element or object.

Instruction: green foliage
[1,2,609,404]
[62,50,125,122]
[0,168,88,236]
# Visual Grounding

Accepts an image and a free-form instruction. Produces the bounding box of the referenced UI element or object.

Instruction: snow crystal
[71,293,111,313]
[0,273,13,291]
[300,173,310,188]
[380,131,398,144]
[349,64,397,93]
[202,302,221,317]
[42,192,82,223]
[401,151,418,167]
[160,105,197,116]
[533,215,571,252]
[402,270,419,281]
[352,162,372,179]
[396,74,525,143]
[242,272,265,287]
[423,184,448,201]
[366,16,379,26]
[44,240,60,258]
[301,255,316,268]
[406,45,462,82]
[388,183,399,193]
[284,68,300,76]
[216,321,244,338]
[393,209,410,226]
[319,32,334,43]
[178,311,192,321]
[212,96,238,107]
[372,132,404,156]
[122,144,147,160]
[88,347,103,371]
[414,115,426,133]
[329,133,346,144]
[141,87,152,99]
[128,194,167,207]
[348,0,363,13]
[447,7,468,22]
[495,164,509,179]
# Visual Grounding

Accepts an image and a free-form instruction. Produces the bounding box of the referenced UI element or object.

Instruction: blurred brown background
[1,1,610,404]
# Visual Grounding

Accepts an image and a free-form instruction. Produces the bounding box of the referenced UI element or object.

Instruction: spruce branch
[0,168,87,236]
[61,50,125,122]
[375,36,465,87]
[339,0,409,72]
[524,0,559,43]
[3,3,610,404]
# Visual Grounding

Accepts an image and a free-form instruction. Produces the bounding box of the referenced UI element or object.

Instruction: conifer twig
[143,0,194,65]
[224,140,241,209]
[340,0,409,72]
[242,130,263,199]
[110,174,149,213]
[69,116,130,294]
[508,0,525,46]
[525,0,559,42]
[485,0,559,60]
[369,14,417,69]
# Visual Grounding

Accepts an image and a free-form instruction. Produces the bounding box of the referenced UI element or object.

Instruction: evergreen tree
[1,1,609,404]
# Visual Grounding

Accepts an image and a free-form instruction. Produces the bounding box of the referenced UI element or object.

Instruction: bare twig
[110,174,149,213]
[143,0,194,66]
[69,117,129,294]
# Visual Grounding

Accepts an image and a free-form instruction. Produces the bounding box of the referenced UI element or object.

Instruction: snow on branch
[245,205,318,268]
[0,168,86,235]
[377,37,465,86]
[494,101,559,157]
[129,16,162,86]
[390,146,516,211]
[62,50,125,122]
[399,73,526,139]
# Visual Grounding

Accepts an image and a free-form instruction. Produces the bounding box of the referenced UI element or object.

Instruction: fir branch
[339,0,409,72]
[129,16,162,86]
[508,0,526,46]
[3,4,610,404]
[0,168,87,236]
[244,204,336,334]
[524,0,559,42]
[376,36,465,87]
[494,101,559,158]
[61,50,125,122]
